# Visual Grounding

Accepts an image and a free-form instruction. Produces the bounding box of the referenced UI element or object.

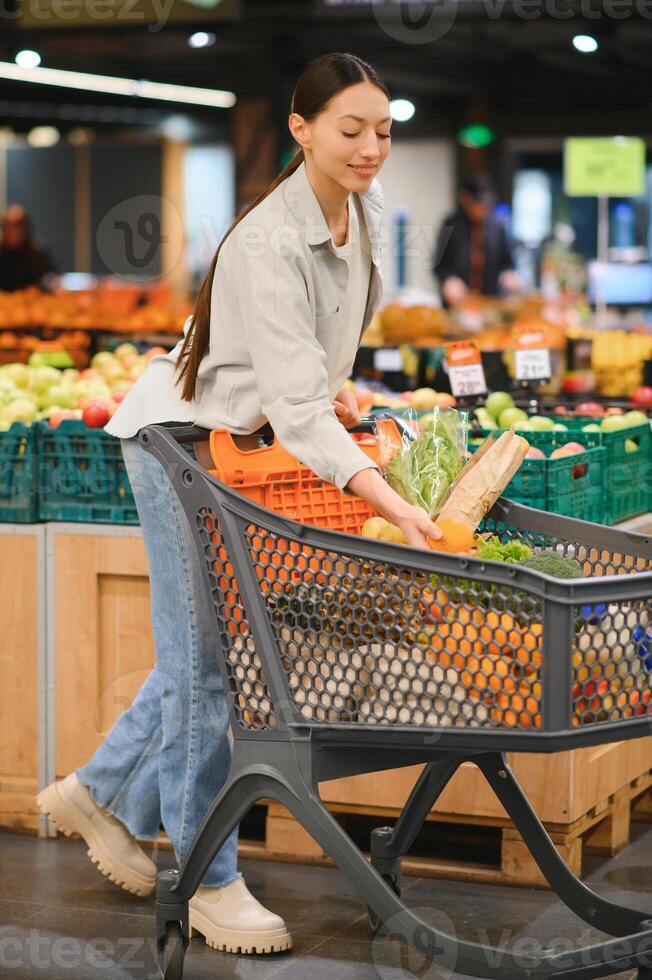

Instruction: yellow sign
[564,137,646,197]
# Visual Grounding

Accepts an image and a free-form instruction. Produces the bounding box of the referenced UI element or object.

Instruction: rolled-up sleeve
[228,232,379,492]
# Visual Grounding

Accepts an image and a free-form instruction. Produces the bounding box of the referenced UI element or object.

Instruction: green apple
[39,384,78,410]
[551,423,568,431]
[0,364,30,388]
[529,415,555,432]
[582,423,601,432]
[1,398,39,424]
[91,351,116,369]
[498,406,528,429]
[601,415,629,433]
[625,439,639,453]
[513,421,533,431]
[623,410,648,428]
[486,391,514,421]
[29,366,61,396]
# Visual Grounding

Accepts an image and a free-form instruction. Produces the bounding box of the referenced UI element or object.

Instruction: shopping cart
[139,422,652,980]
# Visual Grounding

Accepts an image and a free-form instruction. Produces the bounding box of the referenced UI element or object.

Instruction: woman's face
[293,81,392,192]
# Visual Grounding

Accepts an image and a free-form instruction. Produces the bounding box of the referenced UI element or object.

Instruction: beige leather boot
[189,877,292,954]
[36,773,157,897]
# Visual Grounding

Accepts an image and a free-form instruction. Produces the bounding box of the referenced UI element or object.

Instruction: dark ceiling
[2,0,652,138]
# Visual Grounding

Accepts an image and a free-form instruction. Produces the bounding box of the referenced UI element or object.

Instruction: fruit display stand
[0,524,46,833]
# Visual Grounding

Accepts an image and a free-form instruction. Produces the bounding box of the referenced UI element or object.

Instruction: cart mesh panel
[244,523,544,730]
[197,507,277,732]
[572,599,652,726]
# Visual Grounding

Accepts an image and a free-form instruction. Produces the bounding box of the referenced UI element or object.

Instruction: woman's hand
[332,388,361,430]
[346,468,443,551]
[391,503,443,550]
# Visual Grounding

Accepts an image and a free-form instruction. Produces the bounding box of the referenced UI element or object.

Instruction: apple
[551,442,585,460]
[433,392,457,409]
[114,342,139,360]
[551,423,568,431]
[91,352,116,368]
[623,410,648,428]
[625,439,639,454]
[0,364,30,388]
[631,386,652,406]
[528,415,555,432]
[49,409,80,428]
[553,405,567,415]
[513,421,533,432]
[29,366,61,395]
[111,391,127,404]
[145,346,169,360]
[486,391,514,421]
[605,406,623,416]
[411,388,438,411]
[574,402,604,417]
[582,423,601,432]
[601,415,629,433]
[80,368,99,380]
[1,398,39,424]
[40,384,78,410]
[498,407,528,428]
[83,404,110,428]
[526,446,546,460]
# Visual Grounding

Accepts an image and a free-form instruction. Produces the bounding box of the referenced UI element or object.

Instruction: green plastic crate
[480,425,602,453]
[0,421,38,523]
[36,420,138,524]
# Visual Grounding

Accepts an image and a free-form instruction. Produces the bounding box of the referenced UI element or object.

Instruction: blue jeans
[76,434,240,888]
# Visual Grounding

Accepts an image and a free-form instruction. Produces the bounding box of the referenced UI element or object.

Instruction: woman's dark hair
[175,52,390,401]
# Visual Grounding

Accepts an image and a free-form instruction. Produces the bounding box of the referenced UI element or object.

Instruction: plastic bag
[376,407,469,518]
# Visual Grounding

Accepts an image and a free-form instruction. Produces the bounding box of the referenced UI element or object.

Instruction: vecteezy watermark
[0,0,180,33]
[319,0,652,46]
[0,931,164,975]
[96,194,183,280]
[370,903,459,979]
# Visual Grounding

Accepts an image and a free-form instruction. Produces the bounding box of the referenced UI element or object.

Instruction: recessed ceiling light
[390,99,415,123]
[188,31,216,48]
[27,126,60,147]
[572,34,598,53]
[0,61,235,109]
[15,49,41,69]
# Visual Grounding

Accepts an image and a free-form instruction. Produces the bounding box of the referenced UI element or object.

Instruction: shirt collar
[283,159,385,265]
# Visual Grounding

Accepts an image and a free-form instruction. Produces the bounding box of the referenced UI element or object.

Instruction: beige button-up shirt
[105,160,386,490]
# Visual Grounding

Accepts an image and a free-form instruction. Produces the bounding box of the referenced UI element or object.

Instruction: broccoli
[519,551,584,579]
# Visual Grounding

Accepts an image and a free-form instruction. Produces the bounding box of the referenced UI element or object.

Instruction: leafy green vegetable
[387,410,466,517]
[476,536,533,564]
[519,551,583,579]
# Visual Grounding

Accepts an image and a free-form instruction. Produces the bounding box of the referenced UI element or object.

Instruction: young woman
[36,52,442,957]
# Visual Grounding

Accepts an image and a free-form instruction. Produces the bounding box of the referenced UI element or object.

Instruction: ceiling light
[572,34,598,53]
[188,31,216,48]
[27,126,60,147]
[15,49,41,69]
[390,99,415,123]
[0,61,235,109]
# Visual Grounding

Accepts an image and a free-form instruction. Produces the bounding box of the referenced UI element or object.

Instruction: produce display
[0,344,164,430]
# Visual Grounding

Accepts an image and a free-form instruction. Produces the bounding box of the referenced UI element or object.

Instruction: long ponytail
[174,52,389,402]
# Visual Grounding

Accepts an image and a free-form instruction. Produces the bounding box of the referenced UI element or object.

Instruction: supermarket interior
[2,3,652,980]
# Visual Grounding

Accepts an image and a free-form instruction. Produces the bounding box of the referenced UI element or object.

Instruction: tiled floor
[1,823,651,979]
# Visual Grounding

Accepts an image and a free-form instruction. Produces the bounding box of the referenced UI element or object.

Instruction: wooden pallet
[236,770,652,889]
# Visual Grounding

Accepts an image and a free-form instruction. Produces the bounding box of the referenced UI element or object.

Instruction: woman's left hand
[332,388,361,430]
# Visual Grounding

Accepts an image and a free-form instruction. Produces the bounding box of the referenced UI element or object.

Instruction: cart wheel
[637,968,652,980]
[367,872,401,937]
[159,921,185,980]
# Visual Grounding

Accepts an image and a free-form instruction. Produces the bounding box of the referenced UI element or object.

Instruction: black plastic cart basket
[139,423,652,980]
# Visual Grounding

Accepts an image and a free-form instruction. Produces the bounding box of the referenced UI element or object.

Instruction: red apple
[574,402,604,417]
[526,446,546,460]
[49,409,78,428]
[553,405,567,415]
[83,404,110,428]
[631,386,652,406]
[606,406,623,416]
[111,392,127,404]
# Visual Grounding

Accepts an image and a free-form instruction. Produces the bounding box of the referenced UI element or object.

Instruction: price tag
[514,348,552,382]
[374,348,403,372]
[445,342,487,398]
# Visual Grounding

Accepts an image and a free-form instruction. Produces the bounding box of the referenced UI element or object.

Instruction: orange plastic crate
[208,418,401,535]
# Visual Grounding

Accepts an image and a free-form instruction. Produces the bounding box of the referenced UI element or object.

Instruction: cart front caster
[367,871,401,937]
[159,921,185,980]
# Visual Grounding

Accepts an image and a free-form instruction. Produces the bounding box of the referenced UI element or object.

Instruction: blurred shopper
[434,175,519,306]
[0,204,58,291]
[37,52,442,957]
